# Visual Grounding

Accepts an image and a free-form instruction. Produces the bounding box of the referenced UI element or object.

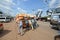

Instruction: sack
[19,16,24,20]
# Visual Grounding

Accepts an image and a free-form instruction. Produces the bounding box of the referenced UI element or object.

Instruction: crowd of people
[16,16,38,36]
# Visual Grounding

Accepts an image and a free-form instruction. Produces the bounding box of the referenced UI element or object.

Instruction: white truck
[50,7,60,30]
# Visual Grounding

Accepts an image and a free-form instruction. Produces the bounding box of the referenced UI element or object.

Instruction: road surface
[0,20,58,40]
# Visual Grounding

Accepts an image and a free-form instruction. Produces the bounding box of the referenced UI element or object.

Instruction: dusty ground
[0,20,58,40]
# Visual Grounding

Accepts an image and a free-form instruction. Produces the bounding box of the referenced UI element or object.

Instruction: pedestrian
[18,19,24,36]
[34,18,38,27]
[28,18,34,30]
[24,17,29,30]
[31,18,36,29]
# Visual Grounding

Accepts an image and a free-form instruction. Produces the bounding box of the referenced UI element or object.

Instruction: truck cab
[50,7,60,30]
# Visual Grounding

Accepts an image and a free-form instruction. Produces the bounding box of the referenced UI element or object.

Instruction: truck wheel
[54,35,60,40]
[58,25,60,30]
[58,27,60,30]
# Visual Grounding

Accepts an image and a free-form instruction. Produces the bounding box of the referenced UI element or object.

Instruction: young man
[28,19,33,30]
[18,19,24,36]
[31,18,36,29]
[24,17,29,30]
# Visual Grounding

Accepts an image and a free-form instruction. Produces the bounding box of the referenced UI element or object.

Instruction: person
[24,17,29,30]
[28,18,34,30]
[18,19,24,36]
[31,18,36,29]
[34,17,38,27]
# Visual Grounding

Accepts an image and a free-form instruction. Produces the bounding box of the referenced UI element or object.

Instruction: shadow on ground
[35,24,39,29]
[24,24,39,35]
[0,30,11,38]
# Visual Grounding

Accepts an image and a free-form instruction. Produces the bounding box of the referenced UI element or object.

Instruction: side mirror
[54,35,60,40]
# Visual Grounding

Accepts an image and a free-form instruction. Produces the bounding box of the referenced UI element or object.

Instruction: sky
[0,0,60,16]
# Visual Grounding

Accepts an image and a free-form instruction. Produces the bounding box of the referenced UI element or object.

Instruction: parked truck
[50,7,60,30]
[36,9,51,21]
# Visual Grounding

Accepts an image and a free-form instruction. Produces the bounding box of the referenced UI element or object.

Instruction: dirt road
[0,20,58,40]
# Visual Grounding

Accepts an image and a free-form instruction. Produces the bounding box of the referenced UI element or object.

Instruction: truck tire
[57,25,60,30]
[54,35,60,40]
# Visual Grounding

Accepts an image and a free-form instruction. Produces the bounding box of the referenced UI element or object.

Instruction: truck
[36,9,51,21]
[50,7,60,30]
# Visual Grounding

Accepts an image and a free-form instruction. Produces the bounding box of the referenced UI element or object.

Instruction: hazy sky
[0,0,60,16]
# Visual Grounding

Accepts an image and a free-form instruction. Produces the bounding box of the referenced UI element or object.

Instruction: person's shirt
[25,20,29,24]
[28,20,32,24]
[31,19,35,23]
[19,20,23,26]
[34,19,37,23]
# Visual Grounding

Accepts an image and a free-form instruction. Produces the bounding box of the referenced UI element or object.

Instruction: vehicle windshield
[55,8,60,13]
[52,15,59,20]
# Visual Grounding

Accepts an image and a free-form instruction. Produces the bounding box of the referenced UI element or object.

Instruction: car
[50,14,60,30]
[0,23,3,32]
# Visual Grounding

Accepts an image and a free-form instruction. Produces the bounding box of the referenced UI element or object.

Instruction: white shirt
[19,20,23,26]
